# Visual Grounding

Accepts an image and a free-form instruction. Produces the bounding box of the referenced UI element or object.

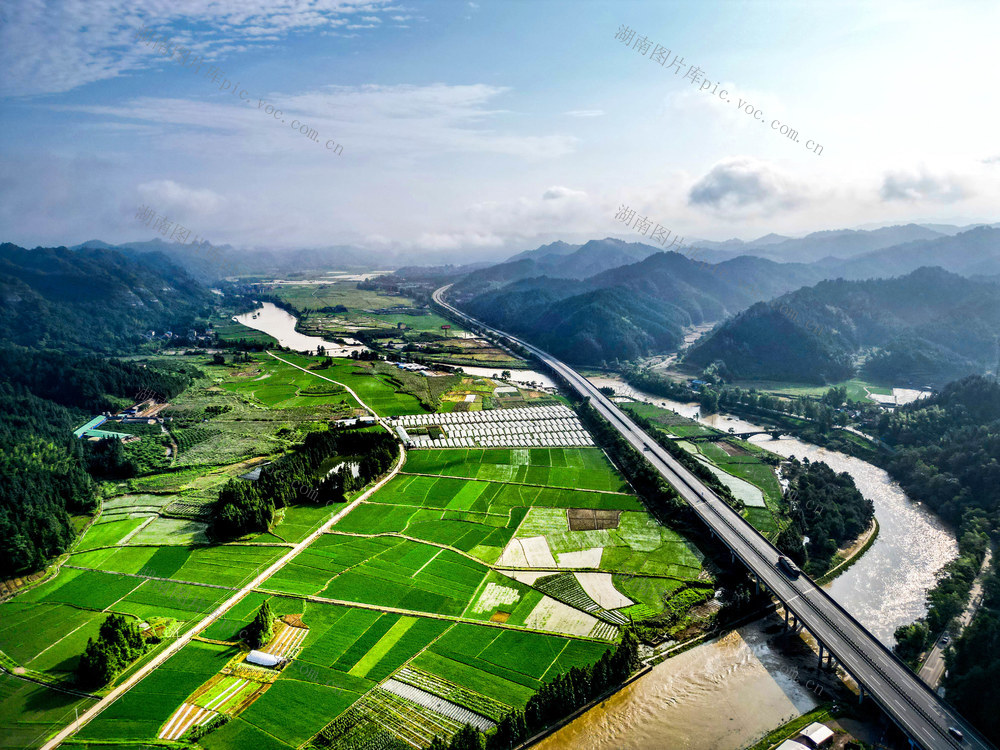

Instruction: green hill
[686,267,1000,384]
[0,243,213,352]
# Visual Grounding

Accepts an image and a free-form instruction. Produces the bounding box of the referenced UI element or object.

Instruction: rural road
[40,352,404,750]
[919,549,993,689]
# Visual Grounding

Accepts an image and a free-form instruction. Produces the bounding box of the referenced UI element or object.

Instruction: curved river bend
[536,378,956,750]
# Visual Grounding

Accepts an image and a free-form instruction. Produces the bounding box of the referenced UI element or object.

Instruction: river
[535,376,957,750]
[234,303,367,356]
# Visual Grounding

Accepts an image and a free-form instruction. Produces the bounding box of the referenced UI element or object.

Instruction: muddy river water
[535,377,957,750]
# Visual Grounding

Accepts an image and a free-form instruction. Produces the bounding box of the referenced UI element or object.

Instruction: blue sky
[1,0,998,258]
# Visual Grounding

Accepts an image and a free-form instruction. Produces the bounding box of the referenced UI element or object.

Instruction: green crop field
[367,474,642,514]
[238,678,362,748]
[78,642,233,742]
[0,344,724,750]
[0,672,93,750]
[402,447,630,493]
[270,281,467,337]
[266,353,431,416]
[410,623,611,706]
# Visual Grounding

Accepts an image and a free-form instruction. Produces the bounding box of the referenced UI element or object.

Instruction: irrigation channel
[535,376,958,750]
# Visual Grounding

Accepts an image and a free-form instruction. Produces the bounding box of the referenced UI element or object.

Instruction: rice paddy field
[0,348,717,750]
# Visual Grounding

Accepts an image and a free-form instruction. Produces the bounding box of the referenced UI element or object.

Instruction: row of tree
[210,426,397,539]
[429,633,641,750]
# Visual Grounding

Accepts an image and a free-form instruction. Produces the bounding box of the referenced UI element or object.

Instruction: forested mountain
[828,226,1000,280]
[686,268,1000,384]
[457,251,824,365]
[453,238,662,294]
[689,223,955,263]
[0,243,212,352]
[879,376,1000,531]
[875,377,1000,743]
[0,347,196,576]
[751,223,946,263]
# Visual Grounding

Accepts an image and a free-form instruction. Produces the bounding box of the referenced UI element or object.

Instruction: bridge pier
[817,643,825,669]
[858,684,866,704]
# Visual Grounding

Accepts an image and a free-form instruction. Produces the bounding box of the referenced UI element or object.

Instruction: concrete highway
[433,284,994,750]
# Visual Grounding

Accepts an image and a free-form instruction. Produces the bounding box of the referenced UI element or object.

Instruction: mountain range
[686,267,1000,385]
[447,225,1000,376]
[0,243,212,352]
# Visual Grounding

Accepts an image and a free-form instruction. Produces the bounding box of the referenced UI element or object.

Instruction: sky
[1,0,999,260]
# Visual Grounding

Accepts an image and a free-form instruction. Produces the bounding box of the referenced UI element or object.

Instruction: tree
[76,614,145,688]
[246,601,274,648]
[501,370,511,381]
[449,725,484,750]
[893,621,929,666]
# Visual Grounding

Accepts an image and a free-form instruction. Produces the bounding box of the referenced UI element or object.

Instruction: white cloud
[688,156,807,216]
[55,83,577,161]
[136,180,226,218]
[879,167,970,203]
[564,109,605,118]
[0,0,397,96]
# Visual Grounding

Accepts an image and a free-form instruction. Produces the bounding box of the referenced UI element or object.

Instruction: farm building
[775,741,810,750]
[246,650,281,668]
[798,722,834,748]
[72,416,130,440]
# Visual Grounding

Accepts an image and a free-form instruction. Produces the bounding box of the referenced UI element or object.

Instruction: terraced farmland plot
[0,672,94,750]
[356,687,468,746]
[23,568,144,611]
[0,601,106,676]
[100,493,175,520]
[266,353,428,416]
[125,517,210,546]
[394,666,510,721]
[412,623,612,706]
[228,677,363,748]
[369,474,641,513]
[319,539,491,617]
[334,501,523,565]
[289,603,449,687]
[403,447,630,492]
[75,516,150,550]
[506,507,704,578]
[115,579,232,622]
